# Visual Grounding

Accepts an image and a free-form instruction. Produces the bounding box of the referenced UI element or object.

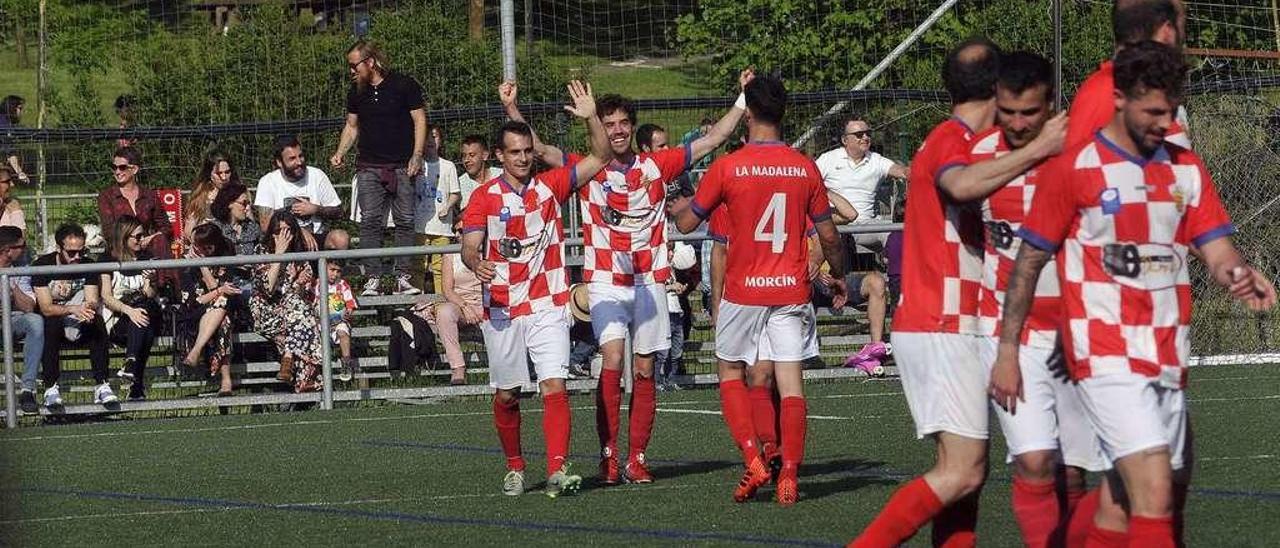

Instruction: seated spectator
[179,224,239,396]
[210,181,261,256]
[0,226,42,413]
[806,231,891,370]
[0,167,25,233]
[99,215,161,401]
[254,134,342,252]
[655,242,699,390]
[320,259,360,382]
[98,146,172,261]
[185,150,241,243]
[427,253,482,385]
[31,223,113,408]
[251,210,324,392]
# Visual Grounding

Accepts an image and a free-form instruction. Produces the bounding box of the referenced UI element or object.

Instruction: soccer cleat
[43,384,63,408]
[361,277,383,297]
[733,457,772,503]
[546,465,583,498]
[776,474,799,507]
[394,274,422,296]
[599,447,621,485]
[624,453,653,484]
[502,469,526,496]
[93,383,119,405]
[18,390,38,413]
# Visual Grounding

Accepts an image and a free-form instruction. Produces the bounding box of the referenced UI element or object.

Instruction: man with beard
[331,40,427,296]
[256,134,343,251]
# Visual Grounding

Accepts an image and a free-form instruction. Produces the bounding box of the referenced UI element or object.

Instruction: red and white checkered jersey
[892,118,985,334]
[1019,133,1235,388]
[1067,60,1190,150]
[961,128,1062,348]
[691,142,831,306]
[569,145,692,286]
[460,168,576,321]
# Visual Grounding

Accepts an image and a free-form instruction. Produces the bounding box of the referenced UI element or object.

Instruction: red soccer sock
[1128,516,1174,548]
[1011,476,1059,548]
[1067,487,1104,547]
[848,477,945,548]
[932,489,981,548]
[628,374,657,458]
[1085,524,1128,548]
[1065,481,1088,515]
[719,380,760,464]
[595,368,622,454]
[749,386,779,460]
[542,391,571,477]
[780,396,807,471]
[492,397,524,471]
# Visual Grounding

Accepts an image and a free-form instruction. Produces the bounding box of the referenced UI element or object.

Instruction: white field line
[657,407,906,421]
[1198,454,1277,462]
[1189,394,1280,403]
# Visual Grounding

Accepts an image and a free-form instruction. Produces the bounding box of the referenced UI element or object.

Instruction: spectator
[186,150,241,243]
[455,134,501,231]
[427,253,482,385]
[815,117,909,252]
[331,39,427,296]
[321,259,360,382]
[414,125,461,293]
[99,215,161,401]
[31,223,114,408]
[98,146,173,261]
[210,181,261,256]
[254,134,342,251]
[655,242,699,390]
[115,95,135,149]
[1,95,29,184]
[636,123,670,152]
[179,224,239,396]
[0,226,42,413]
[680,116,716,171]
[251,210,324,392]
[567,283,598,379]
[0,167,25,233]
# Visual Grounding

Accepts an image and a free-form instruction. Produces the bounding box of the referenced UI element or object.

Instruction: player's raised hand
[988,344,1025,414]
[1030,111,1068,159]
[499,81,518,108]
[739,68,756,90]
[1230,265,1278,311]
[564,80,596,120]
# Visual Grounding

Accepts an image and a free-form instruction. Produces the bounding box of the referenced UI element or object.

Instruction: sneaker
[600,447,621,485]
[394,274,422,296]
[128,386,146,401]
[567,362,591,379]
[361,277,383,297]
[94,383,119,405]
[624,453,653,484]
[546,465,583,498]
[733,456,771,503]
[337,357,355,382]
[43,384,63,408]
[18,390,37,413]
[117,358,136,382]
[502,469,526,496]
[776,472,799,506]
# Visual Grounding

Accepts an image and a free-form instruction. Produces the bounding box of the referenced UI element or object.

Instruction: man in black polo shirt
[330,40,427,296]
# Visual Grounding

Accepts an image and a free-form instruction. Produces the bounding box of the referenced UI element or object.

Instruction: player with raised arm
[500,70,754,485]
[993,42,1276,546]
[670,75,848,506]
[459,81,611,498]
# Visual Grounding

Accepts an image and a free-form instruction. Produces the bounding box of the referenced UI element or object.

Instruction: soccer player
[459,80,611,498]
[671,75,848,506]
[500,70,755,485]
[957,51,1106,547]
[993,41,1276,546]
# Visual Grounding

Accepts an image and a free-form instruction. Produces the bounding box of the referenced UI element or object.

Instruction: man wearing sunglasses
[815,118,909,253]
[0,226,42,413]
[30,223,116,409]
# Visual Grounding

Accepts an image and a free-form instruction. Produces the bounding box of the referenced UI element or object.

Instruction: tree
[469,0,484,41]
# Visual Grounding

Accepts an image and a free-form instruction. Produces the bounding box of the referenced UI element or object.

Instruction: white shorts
[329,321,351,345]
[481,308,570,390]
[715,300,818,364]
[588,282,671,354]
[1077,373,1189,470]
[892,332,989,440]
[977,337,1107,471]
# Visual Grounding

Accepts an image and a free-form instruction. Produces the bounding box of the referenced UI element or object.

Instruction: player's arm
[937,112,1067,203]
[828,190,858,224]
[806,233,824,281]
[1198,238,1277,311]
[562,81,611,186]
[500,80,566,168]
[709,240,726,324]
[989,242,1054,414]
[688,69,754,163]
[813,218,845,279]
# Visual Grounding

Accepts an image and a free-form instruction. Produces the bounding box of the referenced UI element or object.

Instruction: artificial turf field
[1,363,1277,547]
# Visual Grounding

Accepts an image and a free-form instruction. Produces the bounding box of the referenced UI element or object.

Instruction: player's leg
[482,318,528,495]
[759,304,819,506]
[715,300,771,502]
[624,283,672,483]
[1085,473,1131,546]
[588,282,631,483]
[1050,351,1107,546]
[527,309,581,497]
[747,360,779,472]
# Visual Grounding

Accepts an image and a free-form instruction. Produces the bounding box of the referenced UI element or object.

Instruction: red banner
[157,188,183,241]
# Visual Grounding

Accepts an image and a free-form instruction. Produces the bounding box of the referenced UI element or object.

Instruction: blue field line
[16,486,841,547]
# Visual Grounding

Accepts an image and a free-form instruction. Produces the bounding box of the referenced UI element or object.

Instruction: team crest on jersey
[1099,188,1121,215]
[1171,188,1186,213]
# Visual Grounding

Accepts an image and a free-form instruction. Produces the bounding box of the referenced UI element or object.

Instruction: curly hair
[1113,40,1187,100]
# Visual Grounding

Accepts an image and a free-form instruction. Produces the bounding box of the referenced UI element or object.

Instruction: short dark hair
[210,181,249,223]
[191,223,234,257]
[113,145,142,168]
[597,94,637,125]
[0,226,22,248]
[1114,0,1179,46]
[1113,40,1188,100]
[54,222,87,248]
[493,121,534,151]
[943,37,1002,104]
[461,134,488,150]
[272,134,301,162]
[114,94,134,114]
[745,75,787,126]
[636,123,666,151]
[997,51,1054,98]
[2,95,22,120]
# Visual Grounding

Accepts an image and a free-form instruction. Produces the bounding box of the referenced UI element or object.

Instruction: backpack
[388,309,439,372]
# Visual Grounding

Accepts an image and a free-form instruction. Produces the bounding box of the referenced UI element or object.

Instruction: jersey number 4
[754,193,787,253]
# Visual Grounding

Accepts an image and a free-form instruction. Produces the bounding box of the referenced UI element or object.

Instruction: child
[657,242,698,390]
[321,260,359,381]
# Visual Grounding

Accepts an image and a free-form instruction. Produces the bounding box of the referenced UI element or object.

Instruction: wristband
[734,93,746,110]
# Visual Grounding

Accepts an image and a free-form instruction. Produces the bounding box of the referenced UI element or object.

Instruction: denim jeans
[356,166,418,277]
[654,311,685,380]
[11,311,43,391]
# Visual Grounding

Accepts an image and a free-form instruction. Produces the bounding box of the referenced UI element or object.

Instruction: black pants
[42,315,109,386]
[110,300,161,385]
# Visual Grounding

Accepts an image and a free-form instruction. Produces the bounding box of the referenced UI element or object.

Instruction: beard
[1125,118,1163,157]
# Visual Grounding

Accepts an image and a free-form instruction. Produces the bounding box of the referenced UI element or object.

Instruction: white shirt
[459,166,502,210]
[815,148,896,221]
[415,157,461,236]
[253,166,342,234]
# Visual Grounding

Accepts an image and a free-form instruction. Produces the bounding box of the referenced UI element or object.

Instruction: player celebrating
[993,42,1275,546]
[671,75,848,506]
[500,70,754,485]
[459,80,611,498]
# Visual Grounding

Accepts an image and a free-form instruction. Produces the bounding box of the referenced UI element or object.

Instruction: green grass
[1,363,1278,546]
[0,50,133,125]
